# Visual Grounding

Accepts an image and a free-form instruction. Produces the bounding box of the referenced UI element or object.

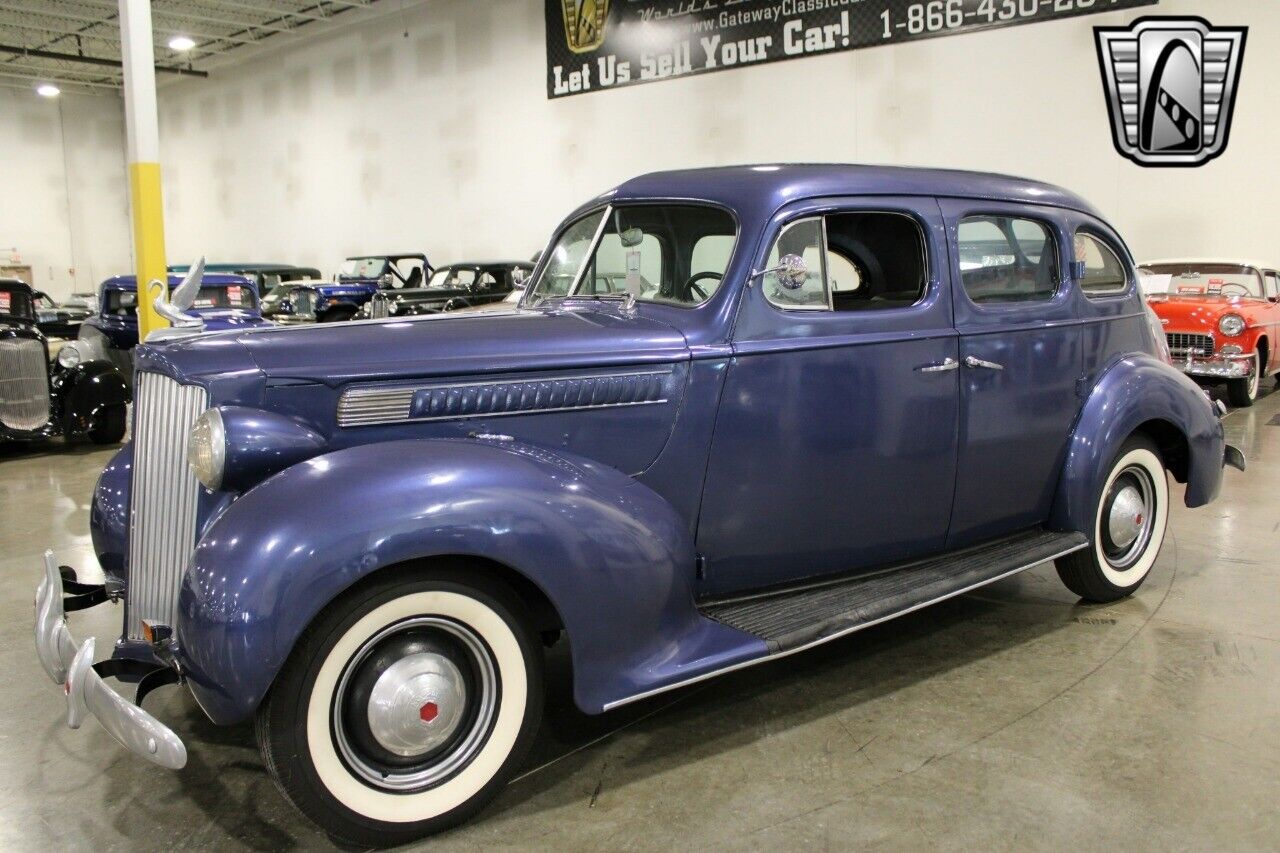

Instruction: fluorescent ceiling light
[36,83,60,97]
[168,35,196,51]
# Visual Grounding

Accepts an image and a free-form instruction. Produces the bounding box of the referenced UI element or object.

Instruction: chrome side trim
[338,368,673,428]
[0,336,51,431]
[126,373,208,640]
[600,540,1089,711]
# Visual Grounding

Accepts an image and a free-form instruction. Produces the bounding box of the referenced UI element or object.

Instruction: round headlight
[1219,314,1245,337]
[56,343,82,369]
[187,408,226,491]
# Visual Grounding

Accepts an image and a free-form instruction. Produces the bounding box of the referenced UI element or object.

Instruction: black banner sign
[547,0,1158,98]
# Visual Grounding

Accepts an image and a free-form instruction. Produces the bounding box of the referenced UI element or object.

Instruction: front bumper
[1179,352,1254,380]
[34,552,187,769]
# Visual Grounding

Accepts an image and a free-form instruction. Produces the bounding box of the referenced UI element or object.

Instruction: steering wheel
[683,271,722,302]
[1219,282,1251,297]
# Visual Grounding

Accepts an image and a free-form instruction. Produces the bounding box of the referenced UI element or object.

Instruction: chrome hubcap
[333,616,499,792]
[1101,465,1156,570]
[367,653,468,757]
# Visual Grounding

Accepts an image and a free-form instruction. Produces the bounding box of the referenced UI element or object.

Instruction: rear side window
[958,216,1058,304]
[1075,232,1129,296]
[1265,272,1279,300]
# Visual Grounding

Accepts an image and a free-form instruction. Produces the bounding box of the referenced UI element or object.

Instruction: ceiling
[0,0,379,95]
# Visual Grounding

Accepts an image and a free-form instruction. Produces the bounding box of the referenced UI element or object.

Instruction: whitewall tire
[1056,436,1169,602]
[1226,352,1260,408]
[256,569,543,847]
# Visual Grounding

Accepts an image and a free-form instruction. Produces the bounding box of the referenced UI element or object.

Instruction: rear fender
[1050,353,1225,533]
[176,437,758,724]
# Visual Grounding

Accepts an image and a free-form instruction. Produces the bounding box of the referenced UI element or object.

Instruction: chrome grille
[337,369,673,428]
[291,290,314,317]
[369,294,390,319]
[1167,332,1214,357]
[126,372,208,640]
[0,337,50,431]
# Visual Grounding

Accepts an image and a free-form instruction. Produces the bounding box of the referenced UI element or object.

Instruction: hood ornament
[146,257,205,341]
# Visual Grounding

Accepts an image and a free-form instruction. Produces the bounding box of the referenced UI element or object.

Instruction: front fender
[1050,353,1225,534]
[54,360,130,435]
[176,438,753,724]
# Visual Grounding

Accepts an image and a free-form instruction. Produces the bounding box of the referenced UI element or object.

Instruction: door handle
[916,357,959,373]
[964,355,1004,371]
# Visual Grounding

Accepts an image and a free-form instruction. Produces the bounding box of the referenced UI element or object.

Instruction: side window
[824,212,926,311]
[763,218,827,309]
[1265,272,1279,300]
[958,215,1058,304]
[1075,232,1129,296]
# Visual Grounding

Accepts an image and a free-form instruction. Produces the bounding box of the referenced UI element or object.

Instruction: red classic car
[1140,259,1280,406]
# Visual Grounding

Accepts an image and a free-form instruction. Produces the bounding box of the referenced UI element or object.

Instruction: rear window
[1074,233,1129,296]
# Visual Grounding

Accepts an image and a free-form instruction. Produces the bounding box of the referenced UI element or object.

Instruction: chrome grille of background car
[369,294,390,319]
[291,290,314,317]
[1166,332,1214,357]
[0,337,51,431]
[125,372,208,640]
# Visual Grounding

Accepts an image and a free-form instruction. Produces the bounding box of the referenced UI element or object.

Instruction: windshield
[340,257,387,278]
[427,267,477,289]
[1140,263,1265,299]
[0,286,33,319]
[526,204,737,308]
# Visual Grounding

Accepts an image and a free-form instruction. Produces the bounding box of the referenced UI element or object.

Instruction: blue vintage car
[78,273,273,379]
[36,166,1242,846]
[263,253,435,323]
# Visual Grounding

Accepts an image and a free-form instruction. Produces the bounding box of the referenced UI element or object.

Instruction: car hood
[1147,296,1256,331]
[155,304,690,386]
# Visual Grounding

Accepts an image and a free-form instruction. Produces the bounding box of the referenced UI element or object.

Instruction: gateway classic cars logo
[1095,17,1247,167]
[562,0,610,53]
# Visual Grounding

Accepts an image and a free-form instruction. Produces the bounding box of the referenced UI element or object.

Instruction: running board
[701,529,1088,653]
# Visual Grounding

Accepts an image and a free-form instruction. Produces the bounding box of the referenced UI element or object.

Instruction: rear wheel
[88,404,126,444]
[1226,352,1260,407]
[256,569,544,846]
[1056,435,1169,603]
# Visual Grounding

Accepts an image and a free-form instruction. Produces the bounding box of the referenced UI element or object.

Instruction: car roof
[345,253,426,260]
[0,277,31,291]
[100,273,255,290]
[602,163,1102,218]
[1142,258,1278,272]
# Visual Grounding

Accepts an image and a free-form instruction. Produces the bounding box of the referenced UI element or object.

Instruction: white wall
[155,0,1280,274]
[0,88,132,300]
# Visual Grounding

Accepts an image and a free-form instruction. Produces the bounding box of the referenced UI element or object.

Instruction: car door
[696,197,960,596]
[941,200,1083,548]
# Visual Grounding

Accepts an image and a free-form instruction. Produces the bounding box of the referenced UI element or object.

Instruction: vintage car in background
[1139,259,1280,406]
[263,255,433,323]
[36,166,1242,845]
[78,273,272,383]
[172,262,322,301]
[355,260,533,319]
[0,278,129,445]
[31,289,93,341]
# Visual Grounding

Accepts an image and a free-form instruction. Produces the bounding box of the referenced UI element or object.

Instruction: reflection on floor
[3,385,1277,850]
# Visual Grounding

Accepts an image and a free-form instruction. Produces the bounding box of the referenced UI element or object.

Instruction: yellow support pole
[119,0,168,339]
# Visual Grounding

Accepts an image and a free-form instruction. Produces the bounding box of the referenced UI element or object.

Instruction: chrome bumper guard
[34,552,187,770]
[1180,353,1253,380]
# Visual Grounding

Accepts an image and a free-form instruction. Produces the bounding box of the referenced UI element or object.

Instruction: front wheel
[1226,352,1261,407]
[256,569,544,847]
[1055,435,1169,603]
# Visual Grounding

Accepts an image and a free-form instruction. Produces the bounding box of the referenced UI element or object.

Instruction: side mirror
[379,273,394,289]
[753,254,809,290]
